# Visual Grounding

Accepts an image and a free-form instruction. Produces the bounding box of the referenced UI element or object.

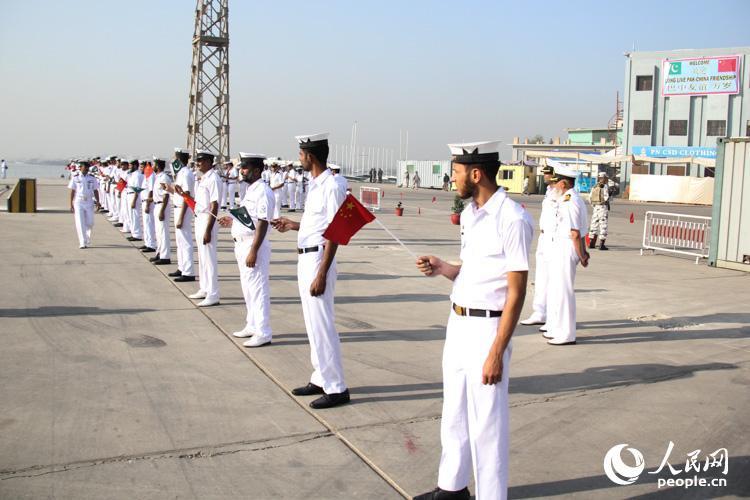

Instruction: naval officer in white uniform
[415,140,533,500]
[542,166,589,346]
[150,159,173,265]
[170,148,197,283]
[272,133,350,409]
[68,161,101,248]
[219,153,275,347]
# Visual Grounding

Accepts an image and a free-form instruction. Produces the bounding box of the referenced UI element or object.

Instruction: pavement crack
[0,431,332,481]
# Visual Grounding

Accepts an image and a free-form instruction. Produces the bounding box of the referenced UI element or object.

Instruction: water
[1,160,70,180]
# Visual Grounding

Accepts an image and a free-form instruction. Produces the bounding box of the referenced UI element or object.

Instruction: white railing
[641,211,711,264]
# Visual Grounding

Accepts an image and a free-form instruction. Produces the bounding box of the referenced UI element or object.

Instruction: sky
[0,0,749,162]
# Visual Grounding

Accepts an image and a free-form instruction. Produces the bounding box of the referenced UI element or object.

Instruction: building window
[633,120,652,136]
[707,120,726,136]
[501,170,513,180]
[669,120,688,136]
[635,75,653,91]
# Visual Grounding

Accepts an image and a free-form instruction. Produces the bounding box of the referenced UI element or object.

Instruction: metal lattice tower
[187,0,229,162]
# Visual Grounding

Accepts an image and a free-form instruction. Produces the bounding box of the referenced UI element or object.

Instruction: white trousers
[108,190,117,219]
[297,250,346,394]
[286,184,297,210]
[142,202,156,249]
[174,206,195,276]
[234,239,272,337]
[273,191,281,219]
[128,194,142,238]
[530,236,549,320]
[438,312,511,500]
[296,186,305,210]
[227,183,237,209]
[73,202,94,247]
[195,214,220,301]
[545,249,578,343]
[119,193,129,229]
[281,184,288,206]
[155,203,172,260]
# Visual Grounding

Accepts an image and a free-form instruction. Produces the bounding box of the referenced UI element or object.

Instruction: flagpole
[373,219,418,259]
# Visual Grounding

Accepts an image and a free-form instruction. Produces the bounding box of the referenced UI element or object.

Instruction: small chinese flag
[115,179,127,192]
[630,212,635,224]
[323,194,376,245]
[182,193,197,211]
[585,234,590,247]
[717,58,737,73]
[144,164,154,178]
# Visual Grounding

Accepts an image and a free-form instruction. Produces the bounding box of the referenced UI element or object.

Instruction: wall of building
[622,47,750,187]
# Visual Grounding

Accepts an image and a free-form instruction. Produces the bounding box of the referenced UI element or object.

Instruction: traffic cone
[418,207,421,215]
[432,196,436,203]
[521,203,526,209]
[630,212,635,223]
[400,192,403,200]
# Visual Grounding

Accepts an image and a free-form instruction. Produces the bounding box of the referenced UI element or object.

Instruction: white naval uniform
[142,174,157,249]
[118,169,131,231]
[270,171,284,219]
[194,168,222,302]
[238,178,248,201]
[297,168,347,394]
[154,172,173,260]
[530,185,556,322]
[226,166,239,209]
[232,180,275,338]
[127,170,145,239]
[295,171,306,210]
[174,167,196,277]
[440,188,532,500]
[285,169,298,210]
[107,167,119,221]
[68,174,99,247]
[545,189,588,344]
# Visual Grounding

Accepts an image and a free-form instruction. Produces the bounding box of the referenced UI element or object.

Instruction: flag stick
[374,219,418,259]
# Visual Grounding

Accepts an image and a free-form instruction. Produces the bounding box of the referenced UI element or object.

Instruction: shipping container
[709,137,750,272]
[398,160,452,189]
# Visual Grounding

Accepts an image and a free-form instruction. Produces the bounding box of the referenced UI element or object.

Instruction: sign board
[631,146,717,159]
[662,56,741,96]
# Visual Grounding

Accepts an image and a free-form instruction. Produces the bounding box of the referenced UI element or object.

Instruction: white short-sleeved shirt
[127,170,145,201]
[551,188,589,253]
[231,180,275,241]
[228,167,239,184]
[153,172,172,203]
[142,174,155,202]
[173,167,196,208]
[195,168,221,214]
[539,185,558,240]
[450,188,534,311]
[68,174,99,204]
[298,168,346,248]
[332,173,348,192]
[270,171,284,190]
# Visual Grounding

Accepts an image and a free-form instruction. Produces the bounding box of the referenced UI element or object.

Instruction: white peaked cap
[552,166,579,179]
[447,140,501,156]
[598,171,607,177]
[174,147,190,155]
[239,152,266,159]
[545,159,566,170]
[296,132,329,147]
[195,149,217,158]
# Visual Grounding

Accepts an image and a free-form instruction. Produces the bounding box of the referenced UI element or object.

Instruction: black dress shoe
[413,487,470,500]
[126,237,143,242]
[174,275,196,282]
[310,389,350,409]
[149,256,161,262]
[113,223,123,227]
[291,383,324,396]
[142,247,156,253]
[154,259,171,265]
[138,245,149,250]
[168,270,182,277]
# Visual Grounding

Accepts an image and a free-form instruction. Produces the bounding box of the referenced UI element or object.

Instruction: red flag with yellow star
[323,194,376,245]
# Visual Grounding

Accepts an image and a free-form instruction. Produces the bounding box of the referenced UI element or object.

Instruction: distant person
[442,172,450,191]
[412,171,421,189]
[68,161,101,249]
[377,168,383,183]
[522,176,530,195]
[1,159,7,179]
[588,172,610,251]
[369,167,376,183]
[404,171,410,188]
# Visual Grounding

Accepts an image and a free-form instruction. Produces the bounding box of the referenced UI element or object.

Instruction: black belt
[298,245,323,254]
[452,303,502,318]
[155,201,163,204]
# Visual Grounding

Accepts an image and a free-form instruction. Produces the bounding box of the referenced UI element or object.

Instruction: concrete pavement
[1,179,748,499]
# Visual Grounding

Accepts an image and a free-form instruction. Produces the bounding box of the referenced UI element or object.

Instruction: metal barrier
[641,211,711,264]
[6,178,37,213]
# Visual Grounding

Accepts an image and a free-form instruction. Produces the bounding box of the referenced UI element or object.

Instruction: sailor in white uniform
[68,161,101,248]
[415,140,533,500]
[126,160,144,242]
[269,163,284,220]
[219,153,275,347]
[542,166,590,346]
[150,159,173,266]
[520,161,559,327]
[170,148,197,283]
[272,132,350,410]
[187,149,222,307]
[140,160,157,253]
